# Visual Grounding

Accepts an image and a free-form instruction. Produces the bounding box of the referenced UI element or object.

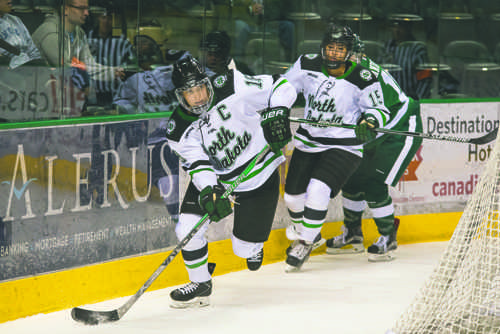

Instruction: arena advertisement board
[0,118,179,281]
[389,101,500,214]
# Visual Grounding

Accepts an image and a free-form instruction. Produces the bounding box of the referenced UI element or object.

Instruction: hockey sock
[369,197,395,236]
[373,215,396,236]
[302,206,326,242]
[343,207,363,230]
[182,243,211,282]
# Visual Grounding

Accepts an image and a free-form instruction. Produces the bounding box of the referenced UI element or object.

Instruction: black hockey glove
[355,115,379,143]
[261,106,292,153]
[199,185,232,222]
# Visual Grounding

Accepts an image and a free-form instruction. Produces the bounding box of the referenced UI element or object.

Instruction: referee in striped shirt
[87,7,134,106]
[383,19,432,100]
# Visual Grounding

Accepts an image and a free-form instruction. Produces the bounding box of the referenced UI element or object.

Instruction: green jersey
[351,56,423,186]
[359,55,420,132]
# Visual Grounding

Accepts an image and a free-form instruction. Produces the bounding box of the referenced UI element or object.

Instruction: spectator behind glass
[199,30,254,75]
[87,6,134,107]
[231,0,295,63]
[0,0,43,68]
[383,19,431,100]
[32,0,124,84]
[113,35,191,114]
[134,34,165,71]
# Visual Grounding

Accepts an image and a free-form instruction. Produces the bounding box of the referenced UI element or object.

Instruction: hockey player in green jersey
[165,56,296,307]
[325,34,423,262]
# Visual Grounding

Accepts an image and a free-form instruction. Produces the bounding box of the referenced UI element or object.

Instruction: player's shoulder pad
[299,54,323,73]
[211,69,235,104]
[165,107,198,142]
[344,62,378,89]
[272,73,282,82]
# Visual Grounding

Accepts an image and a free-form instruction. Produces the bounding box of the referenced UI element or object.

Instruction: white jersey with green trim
[283,54,391,155]
[165,69,296,192]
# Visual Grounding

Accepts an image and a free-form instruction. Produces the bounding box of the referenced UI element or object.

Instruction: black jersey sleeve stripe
[296,127,363,146]
[186,160,213,172]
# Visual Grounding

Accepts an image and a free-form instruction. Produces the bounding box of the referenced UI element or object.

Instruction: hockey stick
[71,145,271,325]
[289,117,498,145]
[0,38,21,56]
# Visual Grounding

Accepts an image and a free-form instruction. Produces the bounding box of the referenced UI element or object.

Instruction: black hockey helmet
[172,56,214,115]
[199,30,231,72]
[321,23,355,69]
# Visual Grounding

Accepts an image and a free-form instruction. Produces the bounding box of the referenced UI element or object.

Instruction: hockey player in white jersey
[325,35,423,262]
[165,56,296,307]
[278,23,391,271]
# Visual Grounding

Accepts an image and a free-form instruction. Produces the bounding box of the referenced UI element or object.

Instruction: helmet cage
[174,77,214,115]
[321,25,355,69]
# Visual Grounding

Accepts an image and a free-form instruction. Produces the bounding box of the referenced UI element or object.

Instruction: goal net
[388,133,500,334]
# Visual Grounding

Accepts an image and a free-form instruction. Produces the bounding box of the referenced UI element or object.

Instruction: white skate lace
[248,250,263,262]
[289,242,312,260]
[178,282,200,295]
[373,235,390,252]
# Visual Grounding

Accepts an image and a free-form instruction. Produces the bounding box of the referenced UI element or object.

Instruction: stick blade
[71,307,120,325]
[470,127,498,145]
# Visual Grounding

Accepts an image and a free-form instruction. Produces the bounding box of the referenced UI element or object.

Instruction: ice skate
[285,234,321,272]
[170,263,215,308]
[246,248,263,271]
[285,224,325,254]
[170,280,212,308]
[367,218,400,262]
[325,225,364,255]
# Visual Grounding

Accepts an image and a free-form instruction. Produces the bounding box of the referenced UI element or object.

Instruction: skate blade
[170,296,210,309]
[284,255,310,273]
[368,251,396,262]
[326,244,365,255]
[287,239,324,255]
[311,238,326,250]
[285,264,303,273]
